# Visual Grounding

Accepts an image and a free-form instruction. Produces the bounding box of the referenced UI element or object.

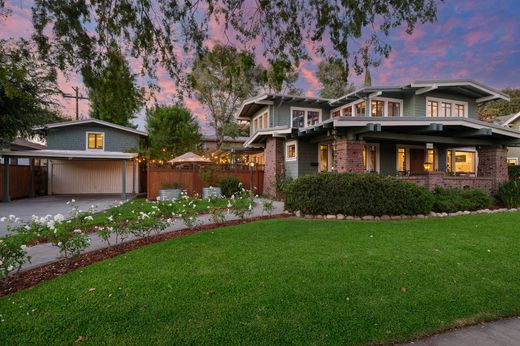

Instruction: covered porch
[0,150,140,202]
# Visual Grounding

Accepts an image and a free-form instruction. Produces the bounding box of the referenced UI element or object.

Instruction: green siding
[298,141,319,176]
[272,100,331,128]
[379,143,397,176]
[47,125,140,152]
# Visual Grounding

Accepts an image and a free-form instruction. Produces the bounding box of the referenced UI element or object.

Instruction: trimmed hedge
[432,188,492,213]
[285,173,433,216]
[509,165,520,181]
[497,180,520,208]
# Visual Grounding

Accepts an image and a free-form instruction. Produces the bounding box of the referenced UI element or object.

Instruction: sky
[2,0,520,133]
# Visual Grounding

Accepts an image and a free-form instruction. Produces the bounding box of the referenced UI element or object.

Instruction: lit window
[388,101,401,117]
[426,149,435,171]
[331,110,340,118]
[455,104,465,117]
[342,106,352,117]
[441,102,452,117]
[355,102,366,117]
[371,100,384,117]
[448,150,476,174]
[286,142,297,161]
[507,158,518,166]
[292,109,305,128]
[87,133,104,150]
[397,147,407,173]
[363,145,378,172]
[427,100,438,117]
[307,111,320,126]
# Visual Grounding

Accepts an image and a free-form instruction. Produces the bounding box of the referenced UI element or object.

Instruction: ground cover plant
[431,188,492,212]
[1,213,520,345]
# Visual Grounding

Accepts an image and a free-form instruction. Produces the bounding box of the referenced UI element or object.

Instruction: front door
[409,149,425,173]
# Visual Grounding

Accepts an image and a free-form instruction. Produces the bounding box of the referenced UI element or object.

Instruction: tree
[316,58,356,99]
[31,0,438,84]
[145,105,201,161]
[479,89,520,122]
[190,43,258,149]
[84,48,144,126]
[256,60,302,95]
[0,39,61,148]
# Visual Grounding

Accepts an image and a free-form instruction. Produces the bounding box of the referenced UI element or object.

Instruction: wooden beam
[369,91,382,98]
[476,95,498,103]
[415,85,437,95]
[360,131,495,146]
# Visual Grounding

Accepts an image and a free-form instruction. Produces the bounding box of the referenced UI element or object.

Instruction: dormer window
[291,107,322,128]
[427,97,468,117]
[87,132,104,150]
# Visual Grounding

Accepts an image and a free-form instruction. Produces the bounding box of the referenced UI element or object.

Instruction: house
[0,138,47,166]
[1,119,147,202]
[201,135,263,164]
[496,111,520,166]
[236,80,520,196]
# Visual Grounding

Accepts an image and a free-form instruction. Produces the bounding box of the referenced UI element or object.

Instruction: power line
[62,86,88,120]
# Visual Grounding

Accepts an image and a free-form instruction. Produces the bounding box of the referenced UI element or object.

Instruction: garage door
[51,160,136,194]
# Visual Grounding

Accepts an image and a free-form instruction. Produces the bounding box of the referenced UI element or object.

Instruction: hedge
[284,173,434,216]
[509,165,520,181]
[431,188,492,213]
[497,180,520,208]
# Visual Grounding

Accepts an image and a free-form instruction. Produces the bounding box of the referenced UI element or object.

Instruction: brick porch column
[334,139,365,173]
[263,136,285,197]
[477,147,508,190]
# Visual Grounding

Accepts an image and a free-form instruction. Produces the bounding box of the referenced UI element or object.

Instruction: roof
[168,152,212,164]
[0,149,138,160]
[238,79,510,117]
[496,112,520,126]
[202,135,248,143]
[10,138,46,150]
[41,119,148,137]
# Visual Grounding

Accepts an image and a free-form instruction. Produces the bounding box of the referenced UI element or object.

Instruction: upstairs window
[87,132,104,150]
[286,141,297,161]
[355,102,366,117]
[291,108,322,128]
[455,104,465,117]
[292,109,305,128]
[427,97,468,117]
[371,100,384,117]
[252,111,269,133]
[427,100,439,117]
[331,110,341,118]
[388,101,401,117]
[307,111,320,126]
[441,102,452,117]
[342,106,352,117]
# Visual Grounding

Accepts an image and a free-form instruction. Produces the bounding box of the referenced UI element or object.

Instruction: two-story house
[1,119,147,201]
[496,111,520,166]
[237,80,520,196]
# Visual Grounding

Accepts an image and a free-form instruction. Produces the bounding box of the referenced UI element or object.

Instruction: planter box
[202,187,222,198]
[159,189,182,201]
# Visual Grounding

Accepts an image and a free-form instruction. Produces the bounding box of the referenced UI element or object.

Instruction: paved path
[20,198,286,272]
[402,317,520,345]
[0,195,132,237]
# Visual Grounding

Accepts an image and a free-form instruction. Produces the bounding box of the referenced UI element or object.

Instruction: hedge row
[284,173,494,216]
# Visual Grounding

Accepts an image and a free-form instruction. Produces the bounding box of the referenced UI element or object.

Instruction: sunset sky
[2,0,520,133]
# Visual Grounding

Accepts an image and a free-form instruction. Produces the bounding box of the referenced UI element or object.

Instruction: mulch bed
[1,214,292,297]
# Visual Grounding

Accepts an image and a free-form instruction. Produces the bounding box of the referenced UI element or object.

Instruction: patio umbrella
[167,152,212,165]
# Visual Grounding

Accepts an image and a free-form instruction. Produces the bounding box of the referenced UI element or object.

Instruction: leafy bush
[200,165,220,187]
[0,235,31,281]
[285,173,433,216]
[219,176,242,197]
[497,180,520,208]
[432,188,492,213]
[509,165,520,181]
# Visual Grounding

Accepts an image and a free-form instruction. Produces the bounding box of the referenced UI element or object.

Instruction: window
[307,110,320,126]
[87,132,104,150]
[388,101,401,117]
[447,150,476,174]
[441,102,452,117]
[397,147,407,173]
[371,100,384,117]
[331,110,341,118]
[507,158,518,166]
[319,144,332,172]
[363,144,378,172]
[286,141,297,161]
[292,109,305,128]
[342,106,352,117]
[425,149,435,171]
[355,102,366,117]
[455,104,465,117]
[427,100,439,117]
[252,111,269,133]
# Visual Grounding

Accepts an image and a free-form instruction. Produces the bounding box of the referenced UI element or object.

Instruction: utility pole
[62,86,88,120]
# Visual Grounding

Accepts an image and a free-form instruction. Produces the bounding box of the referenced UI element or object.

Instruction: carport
[1,149,138,202]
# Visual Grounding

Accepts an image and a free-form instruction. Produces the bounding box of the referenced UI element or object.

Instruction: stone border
[296,207,520,221]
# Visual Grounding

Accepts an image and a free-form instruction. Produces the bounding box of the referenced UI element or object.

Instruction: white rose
[0,217,6,222]
[20,245,27,250]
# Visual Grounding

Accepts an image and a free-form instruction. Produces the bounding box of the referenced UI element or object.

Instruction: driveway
[0,195,127,237]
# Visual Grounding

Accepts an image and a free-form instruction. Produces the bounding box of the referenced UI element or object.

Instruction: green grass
[2,213,520,345]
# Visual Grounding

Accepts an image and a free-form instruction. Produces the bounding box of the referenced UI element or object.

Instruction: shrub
[432,188,492,213]
[509,165,520,181]
[200,165,220,187]
[497,180,520,208]
[0,235,31,281]
[285,173,433,216]
[219,176,242,197]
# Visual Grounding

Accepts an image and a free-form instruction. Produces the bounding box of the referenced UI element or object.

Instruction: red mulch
[1,214,291,297]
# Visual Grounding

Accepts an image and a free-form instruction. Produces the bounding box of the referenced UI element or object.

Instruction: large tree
[0,39,61,148]
[145,105,202,161]
[189,43,258,149]
[479,88,520,122]
[316,58,356,99]
[84,48,144,126]
[30,0,439,85]
[256,60,302,95]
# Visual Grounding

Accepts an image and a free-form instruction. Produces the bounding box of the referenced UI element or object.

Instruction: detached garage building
[1,119,147,202]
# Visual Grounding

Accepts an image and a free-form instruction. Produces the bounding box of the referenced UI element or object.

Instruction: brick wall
[334,139,365,173]
[263,137,285,197]
[477,147,508,185]
[398,173,495,194]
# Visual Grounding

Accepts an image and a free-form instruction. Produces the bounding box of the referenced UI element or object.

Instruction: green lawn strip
[1,213,520,345]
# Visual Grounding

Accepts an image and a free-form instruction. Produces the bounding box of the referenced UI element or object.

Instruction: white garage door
[50,160,136,194]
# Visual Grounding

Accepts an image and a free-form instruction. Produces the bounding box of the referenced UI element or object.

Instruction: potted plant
[158,182,182,201]
[200,166,222,198]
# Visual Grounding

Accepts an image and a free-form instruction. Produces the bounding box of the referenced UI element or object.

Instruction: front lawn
[1,213,520,345]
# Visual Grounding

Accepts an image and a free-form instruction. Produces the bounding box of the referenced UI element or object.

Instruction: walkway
[403,317,520,345]
[21,199,286,271]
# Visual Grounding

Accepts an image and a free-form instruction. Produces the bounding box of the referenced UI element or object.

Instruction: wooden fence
[0,165,47,201]
[147,164,264,200]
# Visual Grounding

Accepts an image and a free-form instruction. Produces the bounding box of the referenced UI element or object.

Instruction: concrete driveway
[0,195,127,237]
